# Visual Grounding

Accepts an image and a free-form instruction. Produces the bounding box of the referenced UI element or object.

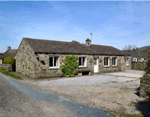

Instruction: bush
[138,66,144,71]
[60,55,78,77]
[144,52,150,74]
[3,57,15,66]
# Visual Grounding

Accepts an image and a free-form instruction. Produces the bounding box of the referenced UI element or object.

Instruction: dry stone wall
[0,64,12,72]
[131,61,146,70]
[140,74,150,98]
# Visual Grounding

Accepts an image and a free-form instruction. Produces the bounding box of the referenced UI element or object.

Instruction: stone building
[122,49,148,62]
[0,46,17,64]
[15,37,131,79]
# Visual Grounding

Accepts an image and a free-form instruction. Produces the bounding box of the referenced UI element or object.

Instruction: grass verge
[110,111,144,117]
[0,69,22,80]
[121,114,144,117]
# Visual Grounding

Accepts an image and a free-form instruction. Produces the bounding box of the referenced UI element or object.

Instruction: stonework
[15,39,37,78]
[0,64,12,72]
[97,56,131,73]
[15,39,131,79]
[131,61,146,70]
[0,59,2,64]
[138,58,145,62]
[140,74,150,98]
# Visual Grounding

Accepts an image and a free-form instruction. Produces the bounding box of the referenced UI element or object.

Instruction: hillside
[138,46,150,51]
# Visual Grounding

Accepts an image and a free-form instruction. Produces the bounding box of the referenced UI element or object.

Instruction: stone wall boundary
[0,64,12,72]
[131,61,146,70]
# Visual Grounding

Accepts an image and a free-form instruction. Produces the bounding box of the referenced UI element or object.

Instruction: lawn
[0,69,22,80]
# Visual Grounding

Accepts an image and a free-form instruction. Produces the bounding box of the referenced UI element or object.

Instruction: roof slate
[0,49,17,59]
[122,50,148,59]
[23,37,126,56]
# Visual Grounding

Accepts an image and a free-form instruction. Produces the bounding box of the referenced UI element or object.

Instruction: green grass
[0,69,22,80]
[121,114,144,117]
[110,111,144,117]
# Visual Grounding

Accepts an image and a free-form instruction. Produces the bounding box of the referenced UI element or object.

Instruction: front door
[94,58,98,73]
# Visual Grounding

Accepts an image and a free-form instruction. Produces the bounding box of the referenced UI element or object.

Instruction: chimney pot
[86,38,91,46]
[7,46,11,50]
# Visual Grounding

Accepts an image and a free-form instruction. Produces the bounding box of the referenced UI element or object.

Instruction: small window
[79,57,87,67]
[49,57,59,68]
[94,58,97,65]
[104,57,109,66]
[112,57,117,66]
[126,58,129,66]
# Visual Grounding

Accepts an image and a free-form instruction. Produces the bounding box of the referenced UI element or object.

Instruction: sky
[0,1,150,52]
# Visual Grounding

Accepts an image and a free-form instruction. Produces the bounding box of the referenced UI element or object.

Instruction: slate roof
[122,50,148,59]
[23,37,127,56]
[0,49,17,59]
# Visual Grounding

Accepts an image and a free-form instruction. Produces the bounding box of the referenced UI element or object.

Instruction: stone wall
[138,58,145,62]
[15,39,131,79]
[140,74,150,98]
[0,64,12,72]
[131,61,146,70]
[15,39,37,78]
[34,54,94,78]
[98,56,131,73]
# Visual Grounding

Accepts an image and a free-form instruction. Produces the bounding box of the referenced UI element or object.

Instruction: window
[112,57,117,66]
[79,57,87,67]
[49,57,59,68]
[104,57,109,66]
[125,58,130,66]
[0,59,2,64]
[94,58,97,65]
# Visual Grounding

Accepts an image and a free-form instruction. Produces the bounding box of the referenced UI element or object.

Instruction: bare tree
[71,40,80,44]
[122,45,137,50]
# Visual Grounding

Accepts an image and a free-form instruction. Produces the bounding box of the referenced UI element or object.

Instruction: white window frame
[79,57,87,67]
[0,59,2,64]
[104,57,109,67]
[112,57,117,66]
[49,56,59,68]
[132,57,138,62]
[126,57,130,66]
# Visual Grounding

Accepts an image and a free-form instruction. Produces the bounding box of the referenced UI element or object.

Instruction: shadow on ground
[135,87,150,117]
[135,98,150,117]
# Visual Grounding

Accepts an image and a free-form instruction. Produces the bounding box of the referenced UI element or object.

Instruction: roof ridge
[23,37,78,44]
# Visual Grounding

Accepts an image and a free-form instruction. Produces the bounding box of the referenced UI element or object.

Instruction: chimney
[133,48,136,52]
[7,46,11,50]
[86,38,91,46]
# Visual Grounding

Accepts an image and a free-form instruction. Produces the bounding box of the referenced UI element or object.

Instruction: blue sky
[0,1,150,52]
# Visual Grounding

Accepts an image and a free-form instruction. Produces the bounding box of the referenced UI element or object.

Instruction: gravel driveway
[28,70,146,116]
[33,70,144,87]
[0,73,112,117]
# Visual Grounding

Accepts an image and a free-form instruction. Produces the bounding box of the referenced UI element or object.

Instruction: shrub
[138,66,144,71]
[144,52,150,74]
[3,57,15,66]
[60,55,78,77]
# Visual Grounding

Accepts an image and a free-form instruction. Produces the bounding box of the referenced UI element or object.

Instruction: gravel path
[0,73,113,117]
[28,70,146,116]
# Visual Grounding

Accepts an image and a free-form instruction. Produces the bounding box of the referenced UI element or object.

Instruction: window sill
[112,65,117,67]
[49,67,60,70]
[79,66,87,68]
[104,65,109,68]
